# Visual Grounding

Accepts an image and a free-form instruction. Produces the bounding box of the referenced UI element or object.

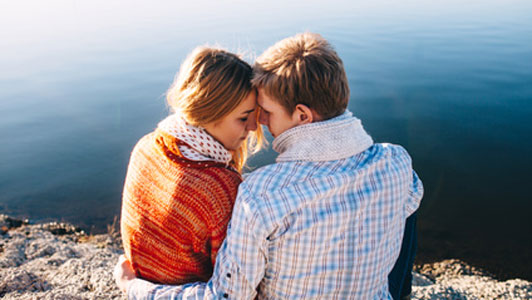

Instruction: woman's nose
[246,110,258,131]
[258,109,268,126]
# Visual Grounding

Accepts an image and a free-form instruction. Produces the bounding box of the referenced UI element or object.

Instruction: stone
[0,215,530,299]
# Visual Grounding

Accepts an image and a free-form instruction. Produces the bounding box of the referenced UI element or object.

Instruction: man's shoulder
[242,143,413,180]
[368,143,412,161]
[239,143,414,192]
[363,143,415,179]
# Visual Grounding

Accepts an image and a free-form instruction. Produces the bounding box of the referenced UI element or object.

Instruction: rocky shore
[1,215,531,299]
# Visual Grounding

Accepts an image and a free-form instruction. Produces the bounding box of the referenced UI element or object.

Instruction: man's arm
[405,170,423,216]
[114,257,219,298]
[390,145,423,216]
[116,182,268,299]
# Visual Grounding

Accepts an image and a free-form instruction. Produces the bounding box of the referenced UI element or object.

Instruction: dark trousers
[388,211,418,300]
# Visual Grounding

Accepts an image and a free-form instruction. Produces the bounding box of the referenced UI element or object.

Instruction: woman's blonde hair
[167,46,264,172]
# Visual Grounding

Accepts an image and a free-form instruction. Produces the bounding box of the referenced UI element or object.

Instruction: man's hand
[114,255,137,294]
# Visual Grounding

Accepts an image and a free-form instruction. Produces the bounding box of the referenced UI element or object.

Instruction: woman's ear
[293,104,314,125]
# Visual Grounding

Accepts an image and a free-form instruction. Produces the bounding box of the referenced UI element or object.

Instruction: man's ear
[293,104,314,125]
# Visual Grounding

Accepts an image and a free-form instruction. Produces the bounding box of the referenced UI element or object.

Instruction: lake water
[1,0,531,280]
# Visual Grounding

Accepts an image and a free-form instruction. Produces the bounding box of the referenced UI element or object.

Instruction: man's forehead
[257,91,274,107]
[256,94,266,107]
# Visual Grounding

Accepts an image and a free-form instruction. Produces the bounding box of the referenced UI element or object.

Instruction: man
[115,32,423,299]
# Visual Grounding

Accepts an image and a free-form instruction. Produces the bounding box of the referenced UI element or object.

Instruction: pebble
[0,215,530,299]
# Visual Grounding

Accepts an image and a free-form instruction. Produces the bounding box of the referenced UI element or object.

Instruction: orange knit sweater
[120,129,242,284]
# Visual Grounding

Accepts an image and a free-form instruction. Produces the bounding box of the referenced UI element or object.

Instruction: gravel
[1,215,530,299]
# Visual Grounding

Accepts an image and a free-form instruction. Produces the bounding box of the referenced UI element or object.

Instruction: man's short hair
[252,32,350,120]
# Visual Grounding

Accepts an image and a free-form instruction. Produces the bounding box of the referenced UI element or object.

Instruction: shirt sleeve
[405,170,423,216]
[128,182,268,300]
[209,171,241,267]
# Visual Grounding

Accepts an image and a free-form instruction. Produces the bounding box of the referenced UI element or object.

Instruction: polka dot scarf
[157,114,233,164]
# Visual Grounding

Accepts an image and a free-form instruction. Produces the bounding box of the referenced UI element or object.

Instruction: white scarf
[273,110,374,162]
[157,114,232,164]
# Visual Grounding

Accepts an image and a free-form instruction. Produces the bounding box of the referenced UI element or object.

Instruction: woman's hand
[114,255,136,294]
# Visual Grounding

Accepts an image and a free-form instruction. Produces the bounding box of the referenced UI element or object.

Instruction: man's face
[257,88,299,138]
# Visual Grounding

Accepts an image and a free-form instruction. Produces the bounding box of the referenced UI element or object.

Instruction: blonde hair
[167,46,264,172]
[252,32,349,120]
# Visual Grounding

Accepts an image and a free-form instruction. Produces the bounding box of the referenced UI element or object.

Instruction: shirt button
[223,293,229,298]
[226,273,231,278]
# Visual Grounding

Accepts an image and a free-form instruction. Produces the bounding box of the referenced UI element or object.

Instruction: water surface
[1,0,531,279]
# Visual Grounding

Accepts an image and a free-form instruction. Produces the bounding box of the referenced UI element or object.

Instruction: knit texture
[273,110,374,162]
[120,129,242,284]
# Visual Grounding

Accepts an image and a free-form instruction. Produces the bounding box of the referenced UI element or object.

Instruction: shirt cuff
[127,278,155,300]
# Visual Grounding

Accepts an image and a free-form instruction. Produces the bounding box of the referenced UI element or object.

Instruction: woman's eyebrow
[241,108,256,114]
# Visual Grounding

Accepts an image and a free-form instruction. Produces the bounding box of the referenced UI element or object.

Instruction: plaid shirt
[128,113,423,300]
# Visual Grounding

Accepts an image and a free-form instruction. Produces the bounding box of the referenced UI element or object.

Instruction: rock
[415,259,493,280]
[0,232,26,268]
[0,214,29,234]
[0,269,50,296]
[0,215,530,299]
[0,219,123,299]
[38,222,85,236]
[412,272,434,286]
[413,259,532,300]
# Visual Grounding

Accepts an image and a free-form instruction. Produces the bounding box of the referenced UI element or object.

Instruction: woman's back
[120,46,262,285]
[121,129,242,284]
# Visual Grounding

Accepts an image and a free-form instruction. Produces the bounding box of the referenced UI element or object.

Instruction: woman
[120,46,263,285]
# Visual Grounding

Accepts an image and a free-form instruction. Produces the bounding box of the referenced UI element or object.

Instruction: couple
[115,32,423,299]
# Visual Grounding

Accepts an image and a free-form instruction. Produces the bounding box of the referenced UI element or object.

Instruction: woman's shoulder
[130,130,158,152]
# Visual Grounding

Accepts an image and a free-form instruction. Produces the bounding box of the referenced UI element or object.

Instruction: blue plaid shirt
[128,113,423,299]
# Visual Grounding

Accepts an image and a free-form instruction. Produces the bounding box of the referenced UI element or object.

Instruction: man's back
[233,143,423,299]
[124,111,423,300]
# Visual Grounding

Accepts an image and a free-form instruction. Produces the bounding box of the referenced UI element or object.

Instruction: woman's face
[203,91,258,151]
